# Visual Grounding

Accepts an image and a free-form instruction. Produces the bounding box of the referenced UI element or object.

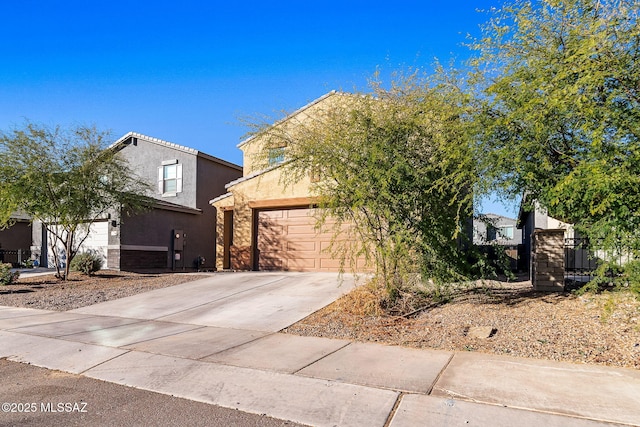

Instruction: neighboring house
[473,213,522,246]
[0,213,32,266]
[517,197,573,276]
[33,132,242,271]
[210,92,366,272]
[473,213,523,272]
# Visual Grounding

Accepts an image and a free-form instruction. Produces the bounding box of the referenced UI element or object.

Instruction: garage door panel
[321,241,342,251]
[356,258,370,269]
[319,258,343,269]
[287,258,317,269]
[257,236,285,250]
[257,207,365,272]
[257,217,284,251]
[259,256,284,270]
[287,241,316,252]
[286,209,316,218]
[260,210,285,219]
[286,224,319,235]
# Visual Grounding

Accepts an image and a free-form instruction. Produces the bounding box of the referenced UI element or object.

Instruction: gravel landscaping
[0,270,207,311]
[284,278,640,370]
[2,270,638,369]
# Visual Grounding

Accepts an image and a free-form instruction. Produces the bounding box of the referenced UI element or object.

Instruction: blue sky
[0,0,518,218]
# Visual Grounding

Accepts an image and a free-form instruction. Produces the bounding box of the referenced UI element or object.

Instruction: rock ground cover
[284,278,640,369]
[0,271,206,311]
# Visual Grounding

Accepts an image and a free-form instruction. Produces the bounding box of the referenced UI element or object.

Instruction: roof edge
[237,90,341,149]
[111,132,241,171]
[110,132,197,155]
[223,163,284,190]
[209,192,233,205]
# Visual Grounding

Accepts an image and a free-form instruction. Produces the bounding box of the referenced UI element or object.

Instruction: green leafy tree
[249,70,480,298]
[0,123,152,279]
[472,0,640,253]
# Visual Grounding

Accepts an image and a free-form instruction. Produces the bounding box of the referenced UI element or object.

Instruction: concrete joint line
[152,276,292,321]
[3,329,50,340]
[7,316,94,332]
[291,341,353,375]
[480,400,639,427]
[54,317,149,338]
[383,392,405,427]
[78,349,132,375]
[195,332,279,360]
[109,324,208,349]
[428,352,456,395]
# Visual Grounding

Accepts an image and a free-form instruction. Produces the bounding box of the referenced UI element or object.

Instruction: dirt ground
[284,277,640,370]
[2,270,639,369]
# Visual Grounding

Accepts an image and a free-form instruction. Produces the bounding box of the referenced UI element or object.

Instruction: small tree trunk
[64,234,74,280]
[46,224,63,280]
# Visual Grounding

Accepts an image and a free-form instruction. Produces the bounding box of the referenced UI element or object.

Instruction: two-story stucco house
[33,132,242,272]
[210,92,365,272]
[473,213,523,246]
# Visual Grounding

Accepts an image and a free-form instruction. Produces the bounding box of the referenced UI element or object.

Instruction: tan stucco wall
[212,91,358,270]
[212,168,316,270]
[239,91,351,175]
[212,194,234,270]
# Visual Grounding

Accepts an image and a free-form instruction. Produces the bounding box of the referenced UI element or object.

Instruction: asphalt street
[0,359,305,427]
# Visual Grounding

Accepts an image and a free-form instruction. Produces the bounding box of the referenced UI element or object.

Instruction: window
[486,225,515,241]
[268,147,285,166]
[164,164,178,192]
[498,226,514,240]
[158,160,182,195]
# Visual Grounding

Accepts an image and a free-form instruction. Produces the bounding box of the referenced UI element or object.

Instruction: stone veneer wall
[532,229,565,291]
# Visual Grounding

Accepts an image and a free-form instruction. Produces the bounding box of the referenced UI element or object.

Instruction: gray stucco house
[473,213,522,246]
[473,213,524,272]
[33,132,242,272]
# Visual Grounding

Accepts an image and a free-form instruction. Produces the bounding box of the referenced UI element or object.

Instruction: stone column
[533,229,565,291]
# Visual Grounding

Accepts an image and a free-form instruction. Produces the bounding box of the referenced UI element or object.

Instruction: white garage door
[47,221,109,268]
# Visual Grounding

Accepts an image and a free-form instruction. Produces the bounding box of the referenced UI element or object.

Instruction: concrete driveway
[70,271,357,331]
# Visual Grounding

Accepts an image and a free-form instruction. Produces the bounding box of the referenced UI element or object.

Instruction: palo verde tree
[472,0,640,254]
[0,123,152,279]
[249,70,480,299]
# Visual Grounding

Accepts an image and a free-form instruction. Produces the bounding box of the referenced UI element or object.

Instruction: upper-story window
[267,146,285,166]
[486,224,515,241]
[158,160,182,196]
[498,226,514,239]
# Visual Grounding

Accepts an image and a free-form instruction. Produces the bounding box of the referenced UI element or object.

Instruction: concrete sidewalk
[0,273,638,426]
[9,267,57,278]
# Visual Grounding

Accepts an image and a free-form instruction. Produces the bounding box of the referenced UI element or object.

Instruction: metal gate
[0,249,32,267]
[565,237,633,287]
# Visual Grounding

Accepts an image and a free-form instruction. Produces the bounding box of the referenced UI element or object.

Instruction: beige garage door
[257,207,364,272]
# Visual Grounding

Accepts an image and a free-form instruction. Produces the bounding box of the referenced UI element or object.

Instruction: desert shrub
[70,251,103,275]
[333,283,385,316]
[0,263,19,285]
[573,259,640,299]
[623,260,640,298]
